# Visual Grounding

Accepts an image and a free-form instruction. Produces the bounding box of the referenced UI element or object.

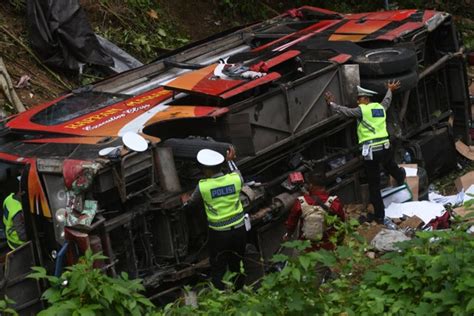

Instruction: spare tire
[360,70,418,95]
[162,138,231,159]
[353,48,417,76]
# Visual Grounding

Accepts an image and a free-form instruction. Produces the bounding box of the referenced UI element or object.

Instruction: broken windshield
[31,91,130,126]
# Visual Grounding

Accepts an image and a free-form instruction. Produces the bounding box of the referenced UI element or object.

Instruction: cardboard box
[455,171,474,192]
[399,215,424,229]
[390,164,419,201]
[453,206,474,223]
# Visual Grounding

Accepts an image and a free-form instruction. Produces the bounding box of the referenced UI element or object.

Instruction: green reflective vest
[198,172,244,231]
[357,103,389,144]
[3,193,25,250]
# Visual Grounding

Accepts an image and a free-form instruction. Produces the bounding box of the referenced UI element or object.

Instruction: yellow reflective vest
[357,103,389,145]
[3,193,25,250]
[198,172,244,231]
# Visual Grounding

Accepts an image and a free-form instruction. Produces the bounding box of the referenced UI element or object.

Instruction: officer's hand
[181,192,191,204]
[324,91,335,104]
[386,80,401,92]
[226,146,236,161]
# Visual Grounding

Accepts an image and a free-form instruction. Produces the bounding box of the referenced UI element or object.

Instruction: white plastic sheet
[429,191,464,206]
[385,201,445,224]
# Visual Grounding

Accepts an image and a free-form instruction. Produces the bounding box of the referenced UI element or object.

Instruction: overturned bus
[0,6,471,313]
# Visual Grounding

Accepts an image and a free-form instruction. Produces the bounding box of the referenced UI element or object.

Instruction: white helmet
[197,149,225,167]
[357,85,378,97]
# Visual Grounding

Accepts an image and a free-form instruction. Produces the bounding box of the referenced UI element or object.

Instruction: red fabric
[286,9,304,19]
[249,61,269,73]
[62,159,88,189]
[285,188,345,251]
[426,211,450,230]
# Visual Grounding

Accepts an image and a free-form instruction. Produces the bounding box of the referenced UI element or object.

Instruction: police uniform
[329,86,405,223]
[3,193,26,250]
[186,149,246,289]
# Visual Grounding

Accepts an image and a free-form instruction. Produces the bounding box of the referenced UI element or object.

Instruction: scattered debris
[423,211,450,230]
[385,201,445,224]
[455,171,474,191]
[390,164,419,200]
[453,206,474,220]
[365,251,376,259]
[14,75,31,89]
[399,215,424,230]
[66,200,98,227]
[96,35,143,73]
[455,140,474,161]
[383,217,398,230]
[370,229,410,252]
[345,204,372,215]
[429,190,464,205]
[0,57,26,113]
[382,184,412,207]
[27,0,142,74]
[463,184,474,206]
[147,9,159,20]
[0,24,71,90]
[357,223,384,243]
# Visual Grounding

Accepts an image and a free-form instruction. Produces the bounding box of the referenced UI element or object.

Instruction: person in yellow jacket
[184,146,246,290]
[3,179,27,250]
[324,81,405,225]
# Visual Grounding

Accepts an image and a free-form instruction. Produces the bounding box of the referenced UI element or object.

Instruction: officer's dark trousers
[363,148,405,221]
[208,225,246,290]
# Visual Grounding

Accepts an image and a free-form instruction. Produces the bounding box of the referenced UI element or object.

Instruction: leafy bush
[0,296,18,316]
[28,249,156,316]
[217,0,274,22]
[93,0,189,63]
[159,220,474,315]
[306,225,474,315]
[158,219,370,315]
[27,217,474,315]
[352,229,474,315]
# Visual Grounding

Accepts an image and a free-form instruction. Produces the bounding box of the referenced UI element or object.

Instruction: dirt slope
[0,2,75,110]
[0,1,472,113]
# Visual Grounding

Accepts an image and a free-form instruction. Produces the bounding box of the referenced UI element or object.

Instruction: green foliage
[28,249,156,316]
[96,0,189,63]
[27,217,474,315]
[158,219,369,315]
[125,0,153,10]
[464,193,474,209]
[217,0,273,22]
[0,296,18,316]
[158,222,474,315]
[316,227,474,315]
[7,0,25,12]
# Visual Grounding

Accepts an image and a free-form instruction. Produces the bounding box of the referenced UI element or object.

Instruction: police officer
[184,147,246,290]
[324,81,405,224]
[3,178,26,250]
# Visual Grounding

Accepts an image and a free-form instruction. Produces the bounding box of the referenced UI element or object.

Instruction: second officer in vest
[325,81,406,225]
[184,147,246,290]
[2,177,27,250]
